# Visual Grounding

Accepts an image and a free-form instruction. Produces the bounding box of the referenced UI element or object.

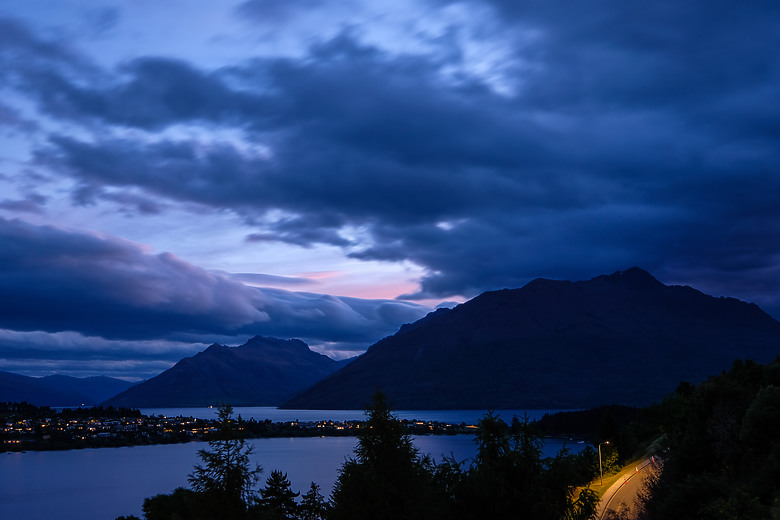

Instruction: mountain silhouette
[0,372,134,407]
[283,268,780,409]
[103,336,340,407]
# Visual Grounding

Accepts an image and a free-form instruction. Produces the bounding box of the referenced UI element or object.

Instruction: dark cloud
[458,1,780,106]
[246,215,353,248]
[0,331,199,362]
[0,217,267,339]
[4,4,780,319]
[0,102,38,133]
[247,288,430,342]
[0,17,98,90]
[27,57,270,130]
[235,0,326,23]
[0,192,46,213]
[99,190,167,215]
[0,218,430,345]
[0,329,204,379]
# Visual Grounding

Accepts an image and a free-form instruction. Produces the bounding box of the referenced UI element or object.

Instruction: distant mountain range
[282,268,780,409]
[5,268,779,411]
[0,372,135,407]
[102,336,341,407]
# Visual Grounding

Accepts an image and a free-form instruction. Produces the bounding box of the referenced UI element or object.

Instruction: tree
[449,413,598,520]
[188,404,262,519]
[142,487,201,520]
[641,358,780,519]
[474,411,511,468]
[329,390,448,520]
[255,470,299,520]
[602,501,632,520]
[299,482,328,520]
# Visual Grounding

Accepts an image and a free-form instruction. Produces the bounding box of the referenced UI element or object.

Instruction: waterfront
[0,432,584,520]
[3,406,560,452]
[139,406,561,424]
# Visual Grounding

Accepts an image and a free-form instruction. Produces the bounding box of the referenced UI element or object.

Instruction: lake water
[1,409,584,520]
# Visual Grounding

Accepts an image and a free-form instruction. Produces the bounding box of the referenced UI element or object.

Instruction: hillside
[0,372,134,407]
[103,336,340,407]
[283,268,780,409]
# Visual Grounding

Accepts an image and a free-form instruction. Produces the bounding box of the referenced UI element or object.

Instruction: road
[596,457,659,519]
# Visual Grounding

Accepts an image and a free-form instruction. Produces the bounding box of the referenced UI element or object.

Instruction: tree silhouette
[255,470,300,519]
[641,358,780,519]
[329,390,447,520]
[188,404,262,519]
[446,413,598,520]
[142,487,200,520]
[299,482,329,520]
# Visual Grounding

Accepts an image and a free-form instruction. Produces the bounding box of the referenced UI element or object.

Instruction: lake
[1,408,585,520]
[138,406,563,424]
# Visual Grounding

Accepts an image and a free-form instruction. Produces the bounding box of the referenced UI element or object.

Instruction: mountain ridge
[102,335,340,407]
[0,372,135,407]
[282,268,780,409]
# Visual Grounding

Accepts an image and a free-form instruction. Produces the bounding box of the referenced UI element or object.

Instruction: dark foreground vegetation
[632,358,780,519]
[113,356,780,520]
[539,357,780,519]
[117,396,600,520]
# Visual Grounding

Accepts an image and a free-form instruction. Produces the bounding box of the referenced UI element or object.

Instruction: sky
[1,1,779,381]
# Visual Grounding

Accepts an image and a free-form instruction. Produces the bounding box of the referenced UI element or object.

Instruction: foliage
[253,470,300,520]
[599,443,620,475]
[188,404,263,519]
[640,358,780,519]
[329,391,449,520]
[126,357,780,519]
[142,487,201,520]
[535,405,639,444]
[127,396,606,519]
[442,414,598,520]
[328,394,598,520]
[602,502,632,520]
[298,483,329,520]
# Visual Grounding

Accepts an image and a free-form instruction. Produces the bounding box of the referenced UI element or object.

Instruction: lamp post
[598,441,610,486]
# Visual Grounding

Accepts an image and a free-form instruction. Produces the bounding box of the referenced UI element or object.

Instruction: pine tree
[188,404,262,519]
[257,470,299,520]
[451,414,598,520]
[299,482,328,520]
[329,390,448,520]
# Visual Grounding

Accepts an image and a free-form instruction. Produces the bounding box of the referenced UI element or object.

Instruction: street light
[598,441,610,485]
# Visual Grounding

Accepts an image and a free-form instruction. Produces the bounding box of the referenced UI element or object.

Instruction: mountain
[0,372,135,407]
[282,268,780,410]
[38,375,136,404]
[337,355,359,367]
[103,336,341,407]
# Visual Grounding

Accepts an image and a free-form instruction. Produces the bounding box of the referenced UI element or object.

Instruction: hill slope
[282,268,780,409]
[103,336,340,407]
[0,372,134,406]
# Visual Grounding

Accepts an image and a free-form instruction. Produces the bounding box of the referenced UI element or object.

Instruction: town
[1,402,475,452]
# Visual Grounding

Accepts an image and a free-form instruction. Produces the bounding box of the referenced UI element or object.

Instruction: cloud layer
[1,1,780,376]
[0,217,429,376]
[0,216,427,337]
